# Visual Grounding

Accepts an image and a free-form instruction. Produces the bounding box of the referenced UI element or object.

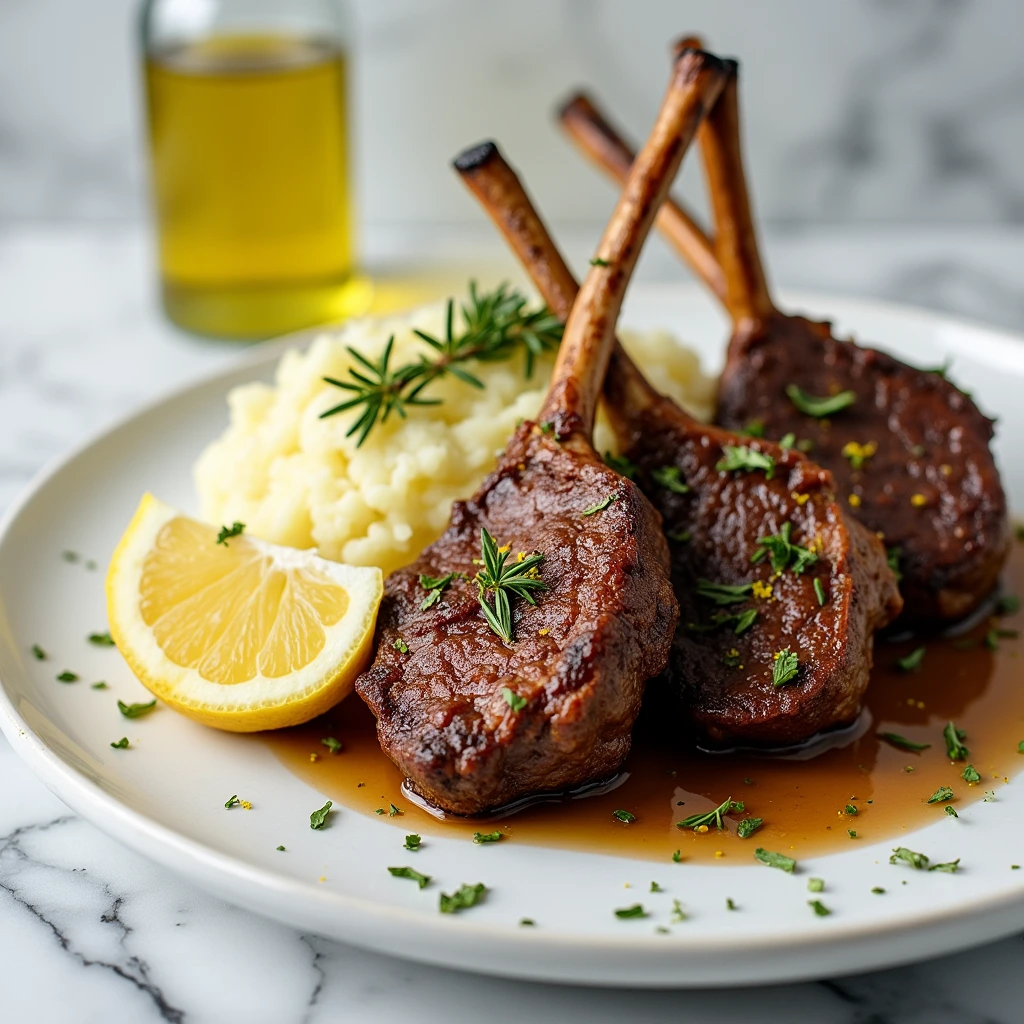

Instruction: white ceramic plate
[1,285,1023,988]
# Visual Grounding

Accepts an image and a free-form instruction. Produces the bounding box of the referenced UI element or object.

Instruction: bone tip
[452,141,500,174]
[672,45,730,82]
[556,91,593,124]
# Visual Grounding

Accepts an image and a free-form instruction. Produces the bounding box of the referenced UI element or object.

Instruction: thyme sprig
[475,528,547,643]
[319,283,563,445]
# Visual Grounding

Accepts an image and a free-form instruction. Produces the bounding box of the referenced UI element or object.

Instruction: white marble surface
[2,224,1024,1022]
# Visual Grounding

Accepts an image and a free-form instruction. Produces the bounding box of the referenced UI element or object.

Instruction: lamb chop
[355,49,728,815]
[558,63,1010,628]
[454,142,901,746]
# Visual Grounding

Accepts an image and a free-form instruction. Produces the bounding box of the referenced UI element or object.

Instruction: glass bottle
[141,0,366,339]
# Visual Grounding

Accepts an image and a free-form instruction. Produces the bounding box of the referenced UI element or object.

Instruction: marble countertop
[1,223,1023,1023]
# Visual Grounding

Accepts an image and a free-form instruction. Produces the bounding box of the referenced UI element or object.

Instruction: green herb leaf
[736,817,763,839]
[740,420,765,438]
[110,737,129,749]
[589,256,610,267]
[845,803,858,816]
[943,721,969,760]
[814,578,826,606]
[31,644,47,660]
[808,899,832,917]
[716,445,775,480]
[779,432,796,450]
[309,800,333,830]
[928,786,954,803]
[117,699,156,718]
[472,831,503,844]
[582,494,619,516]
[677,796,744,831]
[614,903,648,919]
[878,732,931,753]
[475,528,548,643]
[896,646,926,672]
[671,850,682,863]
[754,848,796,873]
[215,522,245,546]
[945,805,959,818]
[404,834,422,851]
[440,882,488,914]
[807,877,825,892]
[603,452,638,480]
[87,631,116,647]
[785,384,856,418]
[56,671,78,683]
[519,918,536,926]
[277,845,286,851]
[650,881,664,893]
[872,887,885,894]
[612,809,636,824]
[670,899,687,923]
[389,866,431,889]
[393,637,409,654]
[928,859,960,873]
[225,795,240,809]
[419,572,458,609]
[726,897,738,910]
[695,579,753,606]
[962,764,981,784]
[651,466,690,494]
[91,681,108,690]
[321,736,343,754]
[501,687,528,712]
[890,846,929,869]
[772,648,800,688]
[847,829,857,839]
[388,803,403,817]
[752,521,818,575]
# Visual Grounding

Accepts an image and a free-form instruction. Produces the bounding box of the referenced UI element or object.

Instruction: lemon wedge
[107,494,383,732]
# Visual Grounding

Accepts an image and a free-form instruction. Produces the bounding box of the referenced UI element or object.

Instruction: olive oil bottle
[142,1,365,338]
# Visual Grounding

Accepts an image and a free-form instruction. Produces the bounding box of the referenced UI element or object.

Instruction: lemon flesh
[107,493,383,731]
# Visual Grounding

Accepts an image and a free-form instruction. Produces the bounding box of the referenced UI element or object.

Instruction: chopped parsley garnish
[389,866,431,889]
[87,631,116,647]
[996,593,1020,616]
[716,445,775,479]
[225,795,240,808]
[440,883,487,914]
[736,817,763,839]
[671,850,682,863]
[779,433,795,450]
[56,671,78,683]
[895,646,925,672]
[785,384,856,418]
[612,809,636,824]
[321,736,343,754]
[695,579,753,606]
[309,800,333,830]
[872,887,886,894]
[614,904,648,919]
[808,899,831,917]
[845,804,858,816]
[814,578,826,606]
[519,918,536,926]
[31,644,46,660]
[590,256,610,267]
[943,721,969,761]
[927,786,954,804]
[215,521,245,546]
[807,877,824,892]
[603,452,638,480]
[929,859,961,873]
[886,547,903,583]
[393,638,409,654]
[772,648,800,688]
[677,797,744,831]
[110,737,129,749]
[946,806,959,818]
[754,848,796,873]
[962,764,981,784]
[277,845,285,851]
[475,528,547,643]
[890,846,930,869]
[472,831,503,844]
[501,687,528,712]
[389,803,403,817]
[670,899,687,923]
[877,732,930,753]
[91,681,108,690]
[404,834,422,851]
[847,829,857,839]
[62,550,80,563]
[582,494,619,516]
[752,521,818,574]
[726,897,738,910]
[740,420,765,438]
[651,466,690,494]
[117,699,156,718]
[419,572,458,609]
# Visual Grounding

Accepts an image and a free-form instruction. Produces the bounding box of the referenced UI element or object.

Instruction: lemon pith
[107,493,383,732]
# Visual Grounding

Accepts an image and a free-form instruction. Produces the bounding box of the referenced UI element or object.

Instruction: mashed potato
[195,300,715,576]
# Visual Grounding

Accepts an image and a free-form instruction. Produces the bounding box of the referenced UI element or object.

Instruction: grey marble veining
[1,223,1024,1021]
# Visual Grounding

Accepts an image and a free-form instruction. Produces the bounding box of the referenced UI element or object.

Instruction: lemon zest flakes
[842,441,877,470]
[910,493,927,507]
[848,494,862,508]
[240,800,252,810]
[751,580,774,601]
[538,627,550,637]
[791,491,810,506]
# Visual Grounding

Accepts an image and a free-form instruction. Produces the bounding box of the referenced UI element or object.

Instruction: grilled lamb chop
[356,49,727,814]
[454,142,901,746]
[558,63,1010,629]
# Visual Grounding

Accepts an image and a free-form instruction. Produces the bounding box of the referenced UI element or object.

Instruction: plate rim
[3,285,1024,986]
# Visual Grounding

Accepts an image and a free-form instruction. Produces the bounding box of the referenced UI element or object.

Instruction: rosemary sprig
[319,283,562,446]
[475,528,547,643]
[676,797,745,831]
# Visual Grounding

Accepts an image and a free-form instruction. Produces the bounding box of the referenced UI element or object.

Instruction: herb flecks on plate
[440,883,488,914]
[755,848,796,873]
[943,721,969,761]
[118,699,156,718]
[677,797,744,832]
[389,866,431,889]
[878,732,931,753]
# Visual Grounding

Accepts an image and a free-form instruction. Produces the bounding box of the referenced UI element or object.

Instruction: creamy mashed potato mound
[195,301,716,576]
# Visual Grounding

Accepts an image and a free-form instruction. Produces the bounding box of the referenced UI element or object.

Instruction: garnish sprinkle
[389,803,403,817]
[808,899,831,917]
[582,494,618,516]
[927,786,954,804]
[389,866,431,889]
[473,831,503,844]
[962,764,981,784]
[215,521,245,546]
[404,834,422,851]
[31,644,46,660]
[752,521,818,574]
[946,806,959,818]
[677,797,744,831]
[772,648,800,688]
[808,877,824,892]
[419,572,458,609]
[754,848,796,873]
[614,904,648,919]
[87,631,116,647]
[502,687,527,712]
[896,646,925,672]
[785,384,856,418]
[321,737,343,754]
[393,638,409,654]
[110,737,130,749]
[118,699,156,718]
[877,732,930,753]
[651,466,690,494]
[716,445,775,479]
[225,795,240,808]
[440,883,488,914]
[944,721,969,761]
[736,817,763,839]
[890,847,929,869]
[475,527,547,643]
[309,800,333,830]
[613,809,636,824]
[814,578,826,606]
[91,681,108,690]
[56,671,78,683]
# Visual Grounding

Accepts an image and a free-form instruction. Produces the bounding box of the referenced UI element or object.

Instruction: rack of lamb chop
[356,48,728,815]
[558,57,1009,629]
[454,141,901,747]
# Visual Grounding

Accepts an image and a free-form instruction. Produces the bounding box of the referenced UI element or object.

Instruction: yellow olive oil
[145,35,365,338]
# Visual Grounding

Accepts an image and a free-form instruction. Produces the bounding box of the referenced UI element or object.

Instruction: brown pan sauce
[265,541,1024,864]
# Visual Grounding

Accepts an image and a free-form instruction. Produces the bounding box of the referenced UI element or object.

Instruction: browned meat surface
[715,313,1009,627]
[455,138,901,748]
[356,49,728,814]
[557,56,1010,629]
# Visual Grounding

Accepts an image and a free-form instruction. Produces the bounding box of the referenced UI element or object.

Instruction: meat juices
[455,143,902,747]
[558,63,1010,629]
[356,50,728,815]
